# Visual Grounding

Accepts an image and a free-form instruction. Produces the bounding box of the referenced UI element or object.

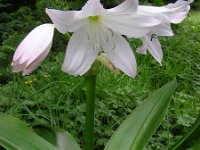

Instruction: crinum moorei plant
[12,0,162,77]
[136,0,193,65]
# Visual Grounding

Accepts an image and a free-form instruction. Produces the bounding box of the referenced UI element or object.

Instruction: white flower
[46,0,161,77]
[12,24,55,75]
[136,0,193,64]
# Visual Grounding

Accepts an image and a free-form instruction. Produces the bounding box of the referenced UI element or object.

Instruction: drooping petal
[108,0,138,14]
[102,13,161,38]
[12,23,54,75]
[152,23,174,36]
[137,35,163,64]
[147,36,163,65]
[102,33,137,78]
[62,29,98,76]
[136,37,148,55]
[80,0,107,17]
[46,9,87,33]
[138,0,192,24]
[169,12,187,24]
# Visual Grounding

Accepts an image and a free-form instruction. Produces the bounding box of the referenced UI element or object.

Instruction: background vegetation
[0,0,199,149]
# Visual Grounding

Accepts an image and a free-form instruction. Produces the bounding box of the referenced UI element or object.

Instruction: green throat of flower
[88,16,101,24]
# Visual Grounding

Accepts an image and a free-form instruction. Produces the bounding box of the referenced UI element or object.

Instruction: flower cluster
[12,0,193,77]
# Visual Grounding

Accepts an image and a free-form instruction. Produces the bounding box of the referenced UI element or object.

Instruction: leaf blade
[0,114,56,150]
[105,80,177,150]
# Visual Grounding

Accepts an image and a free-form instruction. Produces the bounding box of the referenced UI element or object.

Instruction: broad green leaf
[0,114,56,150]
[170,113,200,150]
[33,125,81,150]
[193,138,200,150]
[105,80,177,150]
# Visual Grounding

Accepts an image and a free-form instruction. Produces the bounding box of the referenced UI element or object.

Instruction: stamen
[151,34,157,41]
[108,28,114,37]
[86,32,90,40]
[111,41,116,50]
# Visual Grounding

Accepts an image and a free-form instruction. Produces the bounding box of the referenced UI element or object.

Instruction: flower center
[88,16,101,23]
[87,16,115,52]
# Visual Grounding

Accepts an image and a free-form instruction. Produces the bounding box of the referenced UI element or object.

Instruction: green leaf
[193,138,200,150]
[105,80,177,150]
[170,113,200,150]
[33,125,81,150]
[0,114,56,150]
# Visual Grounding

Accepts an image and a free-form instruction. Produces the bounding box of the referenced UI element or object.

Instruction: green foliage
[0,114,56,150]
[105,81,177,150]
[0,0,199,149]
[170,113,200,150]
[33,125,81,150]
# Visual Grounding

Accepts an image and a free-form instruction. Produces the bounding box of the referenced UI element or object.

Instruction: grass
[0,9,200,150]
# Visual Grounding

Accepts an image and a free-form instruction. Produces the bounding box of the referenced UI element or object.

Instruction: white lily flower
[136,0,193,64]
[46,0,161,77]
[12,24,55,75]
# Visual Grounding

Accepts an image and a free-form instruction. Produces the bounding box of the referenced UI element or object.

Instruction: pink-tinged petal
[169,12,187,24]
[102,13,161,38]
[147,36,163,65]
[166,0,192,12]
[103,33,137,78]
[136,37,148,55]
[80,0,107,17]
[139,35,163,64]
[138,5,170,14]
[12,23,54,75]
[139,0,192,24]
[108,0,138,14]
[62,29,98,76]
[22,43,52,75]
[152,23,174,36]
[137,35,163,64]
[46,9,87,33]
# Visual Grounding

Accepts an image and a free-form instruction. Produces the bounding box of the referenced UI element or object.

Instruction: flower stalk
[84,75,97,150]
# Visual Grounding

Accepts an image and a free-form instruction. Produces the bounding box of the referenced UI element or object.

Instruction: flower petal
[147,36,163,65]
[12,23,54,75]
[169,12,187,24]
[80,0,106,17]
[62,29,98,76]
[46,9,87,33]
[138,0,192,24]
[102,13,161,38]
[102,33,137,78]
[108,0,138,14]
[152,23,174,36]
[136,37,147,55]
[138,35,163,64]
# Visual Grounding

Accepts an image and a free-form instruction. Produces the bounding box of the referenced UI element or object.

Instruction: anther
[151,34,157,41]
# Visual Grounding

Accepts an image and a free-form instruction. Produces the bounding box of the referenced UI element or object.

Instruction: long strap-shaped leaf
[0,114,56,150]
[170,113,200,150]
[33,125,81,150]
[105,80,177,150]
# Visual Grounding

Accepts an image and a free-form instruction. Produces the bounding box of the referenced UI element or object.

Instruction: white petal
[46,9,87,33]
[152,23,174,36]
[12,24,54,75]
[102,13,161,38]
[62,29,98,76]
[136,37,147,55]
[146,35,163,64]
[80,0,106,17]
[108,0,138,14]
[138,5,170,14]
[22,44,52,75]
[169,12,187,24]
[103,33,137,78]
[138,0,192,24]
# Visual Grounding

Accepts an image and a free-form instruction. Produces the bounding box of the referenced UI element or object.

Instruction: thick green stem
[84,75,97,150]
